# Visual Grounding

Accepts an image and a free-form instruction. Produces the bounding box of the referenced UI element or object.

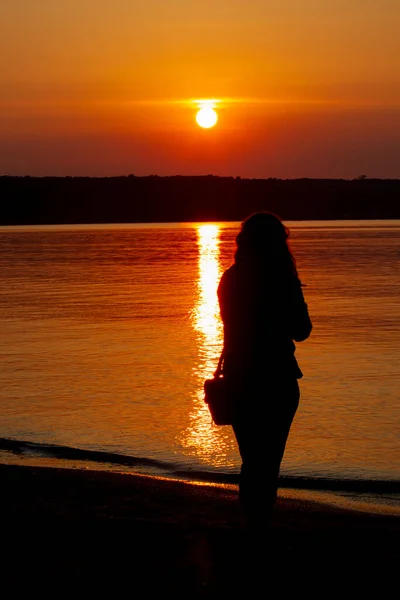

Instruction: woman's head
[234,212,298,277]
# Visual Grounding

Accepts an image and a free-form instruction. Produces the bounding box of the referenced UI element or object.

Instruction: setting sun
[196,107,218,129]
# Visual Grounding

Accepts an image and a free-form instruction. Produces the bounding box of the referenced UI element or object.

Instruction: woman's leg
[232,378,300,523]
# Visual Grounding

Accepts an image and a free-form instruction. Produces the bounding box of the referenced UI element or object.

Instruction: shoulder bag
[204,349,234,426]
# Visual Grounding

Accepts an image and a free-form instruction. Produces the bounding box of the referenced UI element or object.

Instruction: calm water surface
[0,221,399,511]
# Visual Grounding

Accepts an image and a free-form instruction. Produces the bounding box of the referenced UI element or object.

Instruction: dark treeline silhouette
[1,175,399,225]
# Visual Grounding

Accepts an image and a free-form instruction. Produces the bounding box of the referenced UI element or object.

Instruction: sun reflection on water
[194,225,222,342]
[179,224,234,467]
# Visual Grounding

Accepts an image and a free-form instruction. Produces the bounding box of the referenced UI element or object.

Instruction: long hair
[234,212,299,280]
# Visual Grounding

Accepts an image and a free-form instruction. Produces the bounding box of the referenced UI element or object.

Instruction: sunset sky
[1,0,399,178]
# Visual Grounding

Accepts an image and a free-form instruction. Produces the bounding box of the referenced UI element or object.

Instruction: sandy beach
[1,463,398,597]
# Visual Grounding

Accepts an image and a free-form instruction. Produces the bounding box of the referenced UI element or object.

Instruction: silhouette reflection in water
[217,212,312,529]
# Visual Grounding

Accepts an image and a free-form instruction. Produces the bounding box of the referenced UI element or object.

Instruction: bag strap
[214,348,225,377]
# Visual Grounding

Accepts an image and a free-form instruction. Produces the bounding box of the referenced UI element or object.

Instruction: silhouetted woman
[217,212,312,528]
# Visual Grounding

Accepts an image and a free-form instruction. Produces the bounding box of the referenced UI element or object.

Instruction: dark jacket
[217,262,312,380]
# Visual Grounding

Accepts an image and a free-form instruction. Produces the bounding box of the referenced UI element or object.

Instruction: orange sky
[1,0,399,178]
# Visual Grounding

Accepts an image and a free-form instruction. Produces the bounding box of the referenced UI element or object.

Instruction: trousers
[232,376,300,519]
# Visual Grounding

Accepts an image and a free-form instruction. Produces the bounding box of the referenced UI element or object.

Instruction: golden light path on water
[180,225,234,467]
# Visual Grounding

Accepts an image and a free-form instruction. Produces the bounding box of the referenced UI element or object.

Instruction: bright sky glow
[0,1,399,177]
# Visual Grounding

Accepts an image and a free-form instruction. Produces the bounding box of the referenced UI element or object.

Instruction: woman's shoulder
[224,264,237,277]
[218,264,236,294]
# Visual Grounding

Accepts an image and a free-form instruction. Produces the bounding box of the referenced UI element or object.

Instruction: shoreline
[1,463,399,595]
[1,449,399,517]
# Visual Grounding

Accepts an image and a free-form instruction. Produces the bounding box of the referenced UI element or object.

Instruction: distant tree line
[0,175,399,225]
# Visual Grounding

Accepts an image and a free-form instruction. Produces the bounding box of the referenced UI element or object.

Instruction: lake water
[0,220,399,514]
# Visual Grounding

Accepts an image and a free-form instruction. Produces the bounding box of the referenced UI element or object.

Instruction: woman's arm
[290,282,312,342]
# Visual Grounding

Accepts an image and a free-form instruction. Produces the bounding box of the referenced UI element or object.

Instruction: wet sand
[1,464,398,597]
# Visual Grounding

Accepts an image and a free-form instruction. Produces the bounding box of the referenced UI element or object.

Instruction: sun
[196,106,218,129]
